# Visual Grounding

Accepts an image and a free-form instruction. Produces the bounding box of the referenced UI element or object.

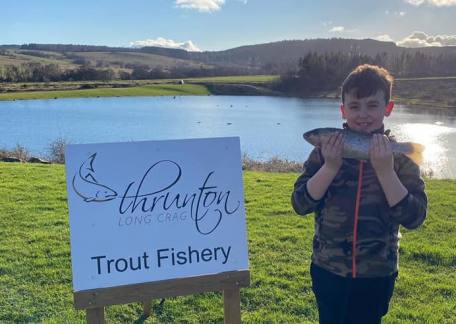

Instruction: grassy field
[0,163,455,323]
[0,49,203,71]
[184,75,279,83]
[394,77,456,109]
[0,75,277,101]
[0,84,210,101]
[2,74,456,111]
[0,49,76,68]
[0,79,175,93]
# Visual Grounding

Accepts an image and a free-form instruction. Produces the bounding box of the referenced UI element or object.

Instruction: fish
[72,153,118,202]
[303,127,424,165]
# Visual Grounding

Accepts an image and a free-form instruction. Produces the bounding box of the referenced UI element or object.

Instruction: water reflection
[391,123,455,178]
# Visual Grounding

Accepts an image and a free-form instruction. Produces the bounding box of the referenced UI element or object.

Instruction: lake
[1,95,456,178]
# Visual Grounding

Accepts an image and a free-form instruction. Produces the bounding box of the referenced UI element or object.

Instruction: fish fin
[405,145,424,165]
[85,173,98,183]
[86,153,97,172]
[394,142,425,165]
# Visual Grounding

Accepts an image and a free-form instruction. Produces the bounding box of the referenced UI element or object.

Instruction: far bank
[1,75,456,111]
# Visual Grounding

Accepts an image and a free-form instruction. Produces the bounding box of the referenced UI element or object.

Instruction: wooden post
[223,286,241,324]
[143,300,152,317]
[75,271,249,323]
[86,307,105,324]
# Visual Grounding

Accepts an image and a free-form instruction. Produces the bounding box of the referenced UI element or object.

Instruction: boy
[291,64,427,324]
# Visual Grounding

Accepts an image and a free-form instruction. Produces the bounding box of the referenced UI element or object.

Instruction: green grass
[0,76,277,101]
[0,79,173,94]
[0,84,210,101]
[394,78,456,109]
[0,163,455,323]
[183,75,279,83]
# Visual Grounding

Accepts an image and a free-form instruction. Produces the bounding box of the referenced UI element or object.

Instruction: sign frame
[74,270,250,323]
[65,137,250,323]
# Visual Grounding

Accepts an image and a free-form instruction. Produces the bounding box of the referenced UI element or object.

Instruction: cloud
[175,0,225,12]
[396,31,456,47]
[404,0,456,6]
[329,26,345,32]
[322,21,333,27]
[385,10,406,16]
[329,26,357,33]
[376,34,395,42]
[129,37,202,52]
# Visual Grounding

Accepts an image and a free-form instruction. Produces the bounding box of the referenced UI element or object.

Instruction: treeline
[277,51,456,95]
[0,63,257,83]
[19,43,128,53]
[3,50,456,84]
[20,43,190,59]
[123,65,254,80]
[0,63,115,82]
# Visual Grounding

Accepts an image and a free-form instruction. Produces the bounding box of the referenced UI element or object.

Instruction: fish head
[303,128,340,147]
[95,188,118,201]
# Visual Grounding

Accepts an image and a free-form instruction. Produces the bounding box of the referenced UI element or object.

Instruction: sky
[2,0,456,51]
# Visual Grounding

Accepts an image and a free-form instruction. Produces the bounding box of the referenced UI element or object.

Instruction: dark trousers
[310,263,397,324]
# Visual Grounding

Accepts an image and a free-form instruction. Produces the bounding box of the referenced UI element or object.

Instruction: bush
[2,145,30,161]
[242,154,302,172]
[79,84,97,89]
[47,138,68,163]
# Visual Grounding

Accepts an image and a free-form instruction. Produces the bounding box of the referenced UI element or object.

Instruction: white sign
[65,137,249,292]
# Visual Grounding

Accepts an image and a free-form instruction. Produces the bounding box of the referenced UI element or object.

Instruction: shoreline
[0,82,456,114]
[1,77,456,110]
[0,145,439,178]
[0,150,303,173]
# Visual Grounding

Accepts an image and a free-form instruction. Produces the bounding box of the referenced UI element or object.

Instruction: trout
[303,127,424,165]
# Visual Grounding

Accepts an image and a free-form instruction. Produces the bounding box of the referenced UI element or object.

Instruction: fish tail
[393,142,425,165]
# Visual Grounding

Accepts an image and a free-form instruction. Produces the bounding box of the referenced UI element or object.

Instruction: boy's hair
[341,64,394,104]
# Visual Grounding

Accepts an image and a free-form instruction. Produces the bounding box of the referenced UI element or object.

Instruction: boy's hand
[321,132,344,172]
[370,134,394,175]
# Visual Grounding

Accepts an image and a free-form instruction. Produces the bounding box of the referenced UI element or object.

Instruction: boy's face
[341,90,394,133]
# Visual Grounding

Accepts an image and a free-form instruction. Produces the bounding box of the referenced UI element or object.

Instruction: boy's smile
[341,90,394,133]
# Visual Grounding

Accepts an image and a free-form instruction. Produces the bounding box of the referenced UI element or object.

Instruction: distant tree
[277,51,376,96]
[3,65,21,82]
[149,67,168,79]
[131,66,150,80]
[119,71,132,80]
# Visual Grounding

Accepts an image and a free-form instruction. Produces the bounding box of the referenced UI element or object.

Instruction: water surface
[1,96,455,178]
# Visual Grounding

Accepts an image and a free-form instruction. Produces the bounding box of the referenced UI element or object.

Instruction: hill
[205,38,456,66]
[0,47,209,71]
[2,39,456,73]
[2,39,456,99]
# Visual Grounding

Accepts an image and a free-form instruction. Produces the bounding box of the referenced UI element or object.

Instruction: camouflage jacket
[291,128,427,278]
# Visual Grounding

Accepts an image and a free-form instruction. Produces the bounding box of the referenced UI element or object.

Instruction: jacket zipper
[352,160,364,278]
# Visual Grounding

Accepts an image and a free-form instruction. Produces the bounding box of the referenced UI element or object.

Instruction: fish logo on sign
[72,153,118,202]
